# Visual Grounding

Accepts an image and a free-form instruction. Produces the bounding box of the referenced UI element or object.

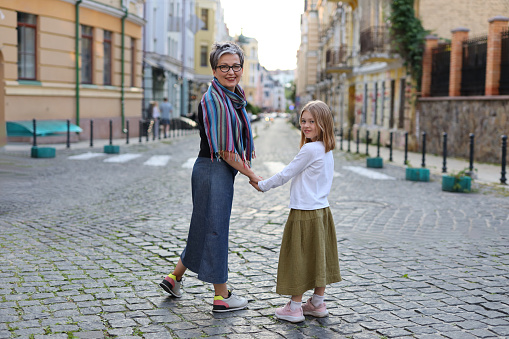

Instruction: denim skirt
[180,157,237,284]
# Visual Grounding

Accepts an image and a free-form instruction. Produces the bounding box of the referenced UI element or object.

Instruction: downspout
[121,2,128,132]
[75,0,82,127]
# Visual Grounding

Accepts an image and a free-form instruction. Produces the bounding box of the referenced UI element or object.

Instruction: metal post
[90,120,93,147]
[32,119,37,147]
[347,128,351,153]
[139,120,142,143]
[469,133,475,173]
[340,127,343,151]
[501,135,507,184]
[421,131,427,168]
[442,132,448,173]
[126,120,129,144]
[404,132,408,165]
[365,130,369,156]
[152,120,156,141]
[109,120,113,145]
[356,129,360,154]
[377,131,381,157]
[66,119,71,148]
[389,131,393,162]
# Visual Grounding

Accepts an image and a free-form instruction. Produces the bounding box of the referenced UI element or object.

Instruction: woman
[160,41,260,312]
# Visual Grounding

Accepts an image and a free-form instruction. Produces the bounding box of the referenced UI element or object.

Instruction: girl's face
[301,110,319,141]
[213,53,243,92]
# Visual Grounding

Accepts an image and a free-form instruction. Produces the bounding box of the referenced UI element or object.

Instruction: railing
[461,35,487,96]
[430,43,451,97]
[360,26,394,55]
[500,29,509,95]
[325,46,351,68]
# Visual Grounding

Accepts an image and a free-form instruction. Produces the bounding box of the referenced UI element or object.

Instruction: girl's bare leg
[291,294,303,302]
[314,286,325,296]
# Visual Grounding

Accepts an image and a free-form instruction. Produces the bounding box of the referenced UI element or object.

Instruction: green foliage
[246,102,261,114]
[389,0,428,89]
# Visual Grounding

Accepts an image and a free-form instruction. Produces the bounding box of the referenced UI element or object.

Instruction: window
[131,38,136,87]
[200,46,208,67]
[201,9,208,30]
[103,30,112,85]
[81,25,93,84]
[17,12,37,80]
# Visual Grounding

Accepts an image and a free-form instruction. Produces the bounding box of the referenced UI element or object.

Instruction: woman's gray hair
[209,41,244,70]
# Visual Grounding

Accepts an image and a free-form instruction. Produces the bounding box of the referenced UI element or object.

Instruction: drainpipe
[75,0,82,127]
[121,2,128,132]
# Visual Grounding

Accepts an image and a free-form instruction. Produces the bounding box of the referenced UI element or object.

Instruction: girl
[250,100,341,323]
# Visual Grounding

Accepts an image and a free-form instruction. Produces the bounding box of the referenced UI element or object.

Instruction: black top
[197,103,211,158]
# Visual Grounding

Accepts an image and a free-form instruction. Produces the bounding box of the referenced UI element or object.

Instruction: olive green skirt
[276,207,341,296]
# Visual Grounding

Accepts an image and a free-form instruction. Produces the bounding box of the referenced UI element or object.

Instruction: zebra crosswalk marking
[103,154,142,163]
[144,155,172,167]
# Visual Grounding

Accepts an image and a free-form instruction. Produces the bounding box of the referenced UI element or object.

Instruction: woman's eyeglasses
[216,64,243,73]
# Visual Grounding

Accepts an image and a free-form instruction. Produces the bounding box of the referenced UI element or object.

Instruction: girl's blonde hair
[299,100,336,152]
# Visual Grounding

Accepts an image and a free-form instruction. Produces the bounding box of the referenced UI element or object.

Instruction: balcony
[327,0,358,9]
[325,46,353,74]
[360,26,398,63]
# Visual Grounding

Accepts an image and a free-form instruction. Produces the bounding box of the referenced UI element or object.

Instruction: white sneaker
[159,274,182,298]
[212,291,248,312]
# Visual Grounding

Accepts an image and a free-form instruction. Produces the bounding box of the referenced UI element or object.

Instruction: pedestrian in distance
[250,100,341,323]
[151,101,161,138]
[159,41,261,312]
[159,97,173,137]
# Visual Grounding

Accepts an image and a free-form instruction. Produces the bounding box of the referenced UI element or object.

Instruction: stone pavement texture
[0,118,508,339]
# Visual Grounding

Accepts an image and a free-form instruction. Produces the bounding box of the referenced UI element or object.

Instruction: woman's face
[213,53,243,92]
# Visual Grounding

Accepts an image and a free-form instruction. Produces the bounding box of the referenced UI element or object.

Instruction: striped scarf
[201,77,255,165]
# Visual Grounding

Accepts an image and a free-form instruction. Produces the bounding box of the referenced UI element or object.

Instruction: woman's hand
[250,180,262,192]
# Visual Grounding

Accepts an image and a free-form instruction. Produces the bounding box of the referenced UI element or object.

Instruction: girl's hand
[249,175,262,184]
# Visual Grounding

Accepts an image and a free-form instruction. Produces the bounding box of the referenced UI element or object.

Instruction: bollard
[33,119,37,147]
[347,128,351,153]
[104,120,119,154]
[356,129,360,154]
[421,131,426,168]
[152,120,156,141]
[404,132,408,165]
[442,132,448,173]
[66,120,70,149]
[376,131,381,157]
[90,120,94,147]
[109,120,113,145]
[340,127,343,151]
[31,118,56,158]
[365,130,369,156]
[138,120,142,143]
[501,135,507,184]
[126,120,130,144]
[389,131,393,162]
[146,121,149,142]
[469,133,475,173]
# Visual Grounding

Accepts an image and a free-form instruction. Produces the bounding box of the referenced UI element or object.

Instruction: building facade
[0,0,145,146]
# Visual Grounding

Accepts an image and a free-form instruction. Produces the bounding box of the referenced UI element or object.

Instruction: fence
[430,43,451,97]
[460,35,488,96]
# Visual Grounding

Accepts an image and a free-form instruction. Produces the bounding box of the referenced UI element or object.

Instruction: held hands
[249,175,263,192]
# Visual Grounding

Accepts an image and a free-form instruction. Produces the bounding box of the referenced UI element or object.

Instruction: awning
[7,120,83,137]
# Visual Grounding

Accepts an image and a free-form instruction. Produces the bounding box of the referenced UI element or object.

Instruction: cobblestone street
[1,118,508,339]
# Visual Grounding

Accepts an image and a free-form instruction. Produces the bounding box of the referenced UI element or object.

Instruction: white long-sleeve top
[258,141,334,210]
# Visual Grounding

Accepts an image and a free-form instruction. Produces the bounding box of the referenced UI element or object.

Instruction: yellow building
[235,34,259,105]
[0,0,145,147]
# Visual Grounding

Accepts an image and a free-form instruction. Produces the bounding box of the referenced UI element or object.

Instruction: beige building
[234,34,260,105]
[0,0,145,147]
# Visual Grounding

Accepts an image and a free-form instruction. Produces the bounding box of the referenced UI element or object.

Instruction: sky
[220,0,305,71]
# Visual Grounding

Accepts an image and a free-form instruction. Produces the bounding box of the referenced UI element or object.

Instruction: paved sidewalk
[336,138,506,186]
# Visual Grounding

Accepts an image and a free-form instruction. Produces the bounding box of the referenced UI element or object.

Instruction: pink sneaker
[302,297,328,317]
[274,301,305,323]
